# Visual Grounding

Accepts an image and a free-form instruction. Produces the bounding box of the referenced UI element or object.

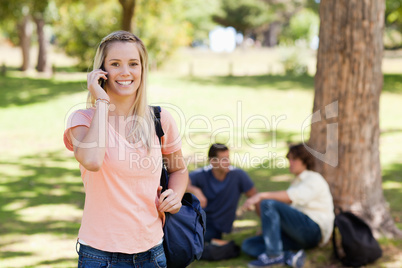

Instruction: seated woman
[241,143,335,268]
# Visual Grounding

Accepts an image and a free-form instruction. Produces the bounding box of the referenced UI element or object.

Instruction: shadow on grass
[382,163,402,228]
[0,75,85,107]
[0,150,84,257]
[0,251,33,259]
[383,74,402,94]
[184,74,315,91]
[181,73,402,94]
[1,72,400,110]
[37,257,79,266]
[54,66,84,73]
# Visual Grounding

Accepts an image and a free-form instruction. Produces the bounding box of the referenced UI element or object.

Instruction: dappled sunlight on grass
[0,75,85,107]
[377,238,402,268]
[0,148,84,266]
[270,174,292,182]
[383,181,402,190]
[380,131,402,167]
[2,199,29,211]
[16,204,82,223]
[233,219,258,228]
[1,234,77,267]
[382,163,402,230]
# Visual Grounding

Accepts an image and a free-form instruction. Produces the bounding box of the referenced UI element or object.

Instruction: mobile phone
[99,64,106,89]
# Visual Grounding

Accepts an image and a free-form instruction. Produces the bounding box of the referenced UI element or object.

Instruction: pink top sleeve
[63,109,94,151]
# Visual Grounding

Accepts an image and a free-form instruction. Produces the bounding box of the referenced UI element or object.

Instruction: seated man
[241,143,335,268]
[187,143,257,244]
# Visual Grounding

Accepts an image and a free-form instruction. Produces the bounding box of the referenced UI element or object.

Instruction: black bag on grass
[332,211,382,267]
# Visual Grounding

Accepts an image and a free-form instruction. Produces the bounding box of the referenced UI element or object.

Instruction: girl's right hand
[87,68,109,101]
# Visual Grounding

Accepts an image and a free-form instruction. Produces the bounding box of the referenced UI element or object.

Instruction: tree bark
[34,15,48,72]
[17,14,32,71]
[119,0,136,32]
[262,21,281,47]
[310,0,402,238]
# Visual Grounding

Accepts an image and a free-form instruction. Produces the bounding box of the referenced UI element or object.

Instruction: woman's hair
[208,143,229,159]
[286,143,315,170]
[88,31,155,151]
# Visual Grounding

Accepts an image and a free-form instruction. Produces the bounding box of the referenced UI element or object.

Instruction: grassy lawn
[0,61,402,267]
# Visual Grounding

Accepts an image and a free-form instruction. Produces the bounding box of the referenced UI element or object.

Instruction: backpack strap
[152,106,165,145]
[332,219,341,261]
[332,207,343,261]
[151,106,169,191]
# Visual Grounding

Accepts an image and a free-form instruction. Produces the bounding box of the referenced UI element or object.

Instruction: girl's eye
[130,62,139,66]
[111,62,119,67]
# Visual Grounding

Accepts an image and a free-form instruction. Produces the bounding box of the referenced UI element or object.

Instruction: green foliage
[0,0,60,47]
[182,0,220,43]
[53,0,192,70]
[0,0,29,20]
[210,0,321,45]
[279,48,309,76]
[262,0,305,18]
[386,0,402,24]
[279,8,319,46]
[213,0,271,34]
[0,20,20,45]
[384,28,402,49]
[0,0,41,45]
[304,0,320,14]
[53,1,120,71]
[385,0,402,48]
[135,0,191,68]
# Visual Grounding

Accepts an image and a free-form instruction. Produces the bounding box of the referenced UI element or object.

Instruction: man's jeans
[242,200,321,257]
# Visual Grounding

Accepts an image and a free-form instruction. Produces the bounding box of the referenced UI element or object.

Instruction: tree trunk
[262,21,281,47]
[17,14,32,71]
[34,15,48,72]
[119,0,136,32]
[309,0,402,238]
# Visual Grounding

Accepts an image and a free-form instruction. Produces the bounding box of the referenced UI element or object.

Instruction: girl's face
[287,154,307,176]
[103,41,142,100]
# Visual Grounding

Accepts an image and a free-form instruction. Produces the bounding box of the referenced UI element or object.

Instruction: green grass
[0,71,401,268]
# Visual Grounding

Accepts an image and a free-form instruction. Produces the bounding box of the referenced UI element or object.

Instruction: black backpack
[332,211,382,267]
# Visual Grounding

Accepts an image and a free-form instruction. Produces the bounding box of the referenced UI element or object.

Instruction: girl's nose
[121,65,130,75]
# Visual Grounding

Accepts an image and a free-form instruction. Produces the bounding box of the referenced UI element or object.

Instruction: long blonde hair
[88,31,155,151]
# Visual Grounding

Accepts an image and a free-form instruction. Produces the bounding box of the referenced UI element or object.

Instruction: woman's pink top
[64,107,181,253]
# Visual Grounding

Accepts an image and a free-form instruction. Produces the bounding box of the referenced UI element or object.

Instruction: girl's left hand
[157,186,182,214]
